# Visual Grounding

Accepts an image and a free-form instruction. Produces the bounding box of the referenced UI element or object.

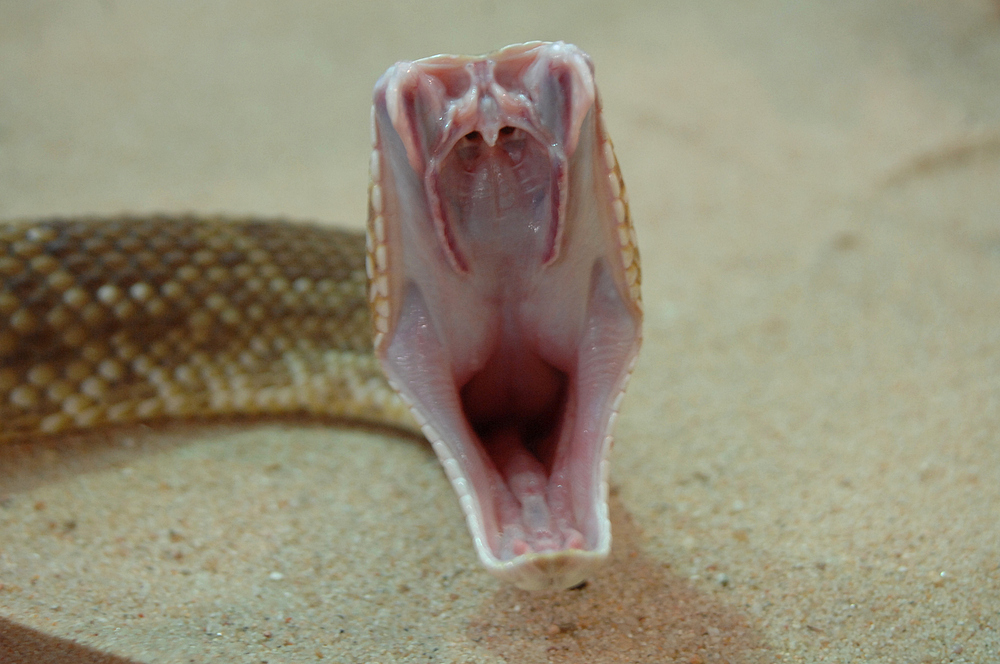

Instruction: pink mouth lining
[369,42,642,589]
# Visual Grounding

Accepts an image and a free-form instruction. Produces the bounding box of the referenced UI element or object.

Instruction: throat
[459,327,584,559]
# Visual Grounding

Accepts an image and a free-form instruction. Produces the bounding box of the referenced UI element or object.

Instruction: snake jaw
[368,42,642,590]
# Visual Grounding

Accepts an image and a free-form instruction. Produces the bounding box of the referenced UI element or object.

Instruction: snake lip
[369,42,642,590]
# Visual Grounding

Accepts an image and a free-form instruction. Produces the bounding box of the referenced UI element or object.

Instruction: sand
[1,1,999,662]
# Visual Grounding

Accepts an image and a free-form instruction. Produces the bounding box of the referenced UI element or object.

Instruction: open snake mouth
[368,42,642,590]
[460,331,574,558]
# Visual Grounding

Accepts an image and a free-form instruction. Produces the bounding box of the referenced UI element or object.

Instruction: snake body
[0,216,412,439]
[1,43,642,591]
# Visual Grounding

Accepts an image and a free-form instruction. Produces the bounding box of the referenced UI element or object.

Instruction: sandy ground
[2,1,999,662]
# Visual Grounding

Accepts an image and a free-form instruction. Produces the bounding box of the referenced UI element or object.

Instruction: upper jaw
[366,42,642,591]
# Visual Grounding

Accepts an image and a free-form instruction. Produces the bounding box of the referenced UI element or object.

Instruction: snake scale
[0,42,642,590]
[0,217,413,438]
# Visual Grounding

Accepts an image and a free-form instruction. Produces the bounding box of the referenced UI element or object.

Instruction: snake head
[367,42,642,590]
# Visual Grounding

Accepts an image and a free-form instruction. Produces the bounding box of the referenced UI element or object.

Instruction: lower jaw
[474,515,610,591]
[457,387,612,591]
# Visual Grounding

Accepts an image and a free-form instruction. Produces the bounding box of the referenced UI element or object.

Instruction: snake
[0,42,642,591]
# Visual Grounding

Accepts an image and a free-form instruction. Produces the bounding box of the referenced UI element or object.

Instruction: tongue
[489,427,586,559]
